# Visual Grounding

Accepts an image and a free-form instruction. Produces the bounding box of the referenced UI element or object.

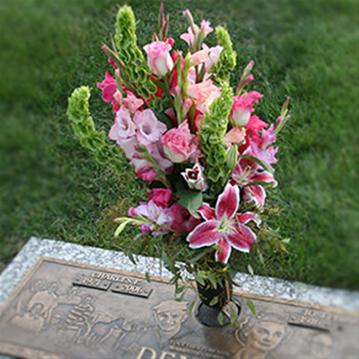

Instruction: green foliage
[67,86,126,175]
[175,181,203,216]
[212,26,237,82]
[200,81,233,194]
[114,6,157,100]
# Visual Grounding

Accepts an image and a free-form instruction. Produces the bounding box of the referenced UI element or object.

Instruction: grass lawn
[0,0,358,289]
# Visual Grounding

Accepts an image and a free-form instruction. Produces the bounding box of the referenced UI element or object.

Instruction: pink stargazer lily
[232,156,277,209]
[186,183,258,264]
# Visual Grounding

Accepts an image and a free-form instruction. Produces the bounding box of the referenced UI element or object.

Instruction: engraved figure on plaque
[10,302,46,332]
[307,332,333,359]
[63,294,95,342]
[135,300,189,353]
[27,281,59,321]
[234,312,288,359]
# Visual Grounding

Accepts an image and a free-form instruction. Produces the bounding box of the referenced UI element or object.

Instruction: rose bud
[143,41,174,77]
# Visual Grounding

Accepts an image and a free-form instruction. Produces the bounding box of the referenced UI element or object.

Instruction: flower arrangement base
[196,302,229,327]
[196,279,241,327]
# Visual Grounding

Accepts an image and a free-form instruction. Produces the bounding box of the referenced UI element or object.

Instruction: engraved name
[72,271,152,298]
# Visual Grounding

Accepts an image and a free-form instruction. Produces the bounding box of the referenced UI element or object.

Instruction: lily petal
[215,238,232,264]
[198,203,215,220]
[242,185,266,209]
[187,220,220,248]
[215,183,240,220]
[252,171,278,188]
[237,212,262,226]
[226,224,256,253]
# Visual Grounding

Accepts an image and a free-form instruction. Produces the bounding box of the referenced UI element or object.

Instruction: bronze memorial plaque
[0,258,358,359]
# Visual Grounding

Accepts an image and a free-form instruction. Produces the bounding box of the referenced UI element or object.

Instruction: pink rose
[230,91,263,127]
[148,188,173,208]
[161,121,198,163]
[108,108,136,142]
[143,41,174,77]
[133,109,167,146]
[97,72,116,103]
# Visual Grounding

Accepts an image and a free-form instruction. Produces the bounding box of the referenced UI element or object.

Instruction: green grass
[0,0,358,289]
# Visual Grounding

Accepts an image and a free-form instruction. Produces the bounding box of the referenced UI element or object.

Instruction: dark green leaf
[209,296,219,306]
[177,188,203,216]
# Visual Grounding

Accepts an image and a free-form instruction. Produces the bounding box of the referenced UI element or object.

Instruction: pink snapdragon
[161,121,199,163]
[147,142,173,174]
[97,72,117,103]
[108,108,136,142]
[143,41,174,77]
[131,158,157,182]
[230,91,263,127]
[248,124,278,170]
[203,44,223,70]
[245,115,267,140]
[190,45,223,70]
[133,109,167,146]
[180,10,213,48]
[187,183,257,264]
[123,91,144,114]
[128,200,172,236]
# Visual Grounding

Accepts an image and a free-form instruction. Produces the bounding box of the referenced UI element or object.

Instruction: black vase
[196,279,241,327]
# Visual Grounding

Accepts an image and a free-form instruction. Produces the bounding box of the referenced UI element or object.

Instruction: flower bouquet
[67,2,290,327]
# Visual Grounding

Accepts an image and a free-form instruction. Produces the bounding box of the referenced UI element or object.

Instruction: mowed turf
[0,0,358,289]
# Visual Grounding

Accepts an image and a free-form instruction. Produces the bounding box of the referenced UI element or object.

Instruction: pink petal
[215,183,240,220]
[198,203,215,220]
[187,220,220,248]
[215,238,231,264]
[237,212,261,226]
[252,171,277,187]
[242,185,266,209]
[226,224,256,253]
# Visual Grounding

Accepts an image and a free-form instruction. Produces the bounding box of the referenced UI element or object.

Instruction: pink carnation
[187,80,221,113]
[161,121,198,163]
[230,91,263,127]
[169,203,201,235]
[148,188,173,208]
[143,41,174,77]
